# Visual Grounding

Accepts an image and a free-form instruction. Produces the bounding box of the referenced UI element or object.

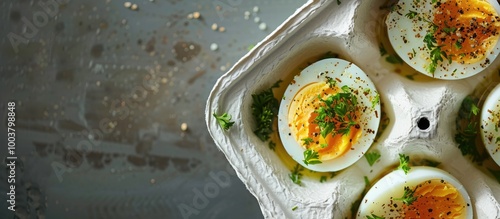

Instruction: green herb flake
[442,26,457,34]
[421,159,441,167]
[314,86,358,138]
[394,186,418,205]
[454,96,486,163]
[364,176,370,188]
[365,151,381,166]
[320,176,327,183]
[268,141,276,151]
[251,80,282,141]
[386,54,404,64]
[366,214,385,219]
[405,10,418,19]
[303,149,322,165]
[302,137,314,146]
[399,154,411,174]
[292,206,298,211]
[379,44,388,56]
[372,93,380,108]
[248,44,255,51]
[471,103,479,116]
[289,164,304,186]
[213,113,235,131]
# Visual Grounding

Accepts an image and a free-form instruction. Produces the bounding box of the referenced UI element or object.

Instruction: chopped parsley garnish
[442,26,457,34]
[405,10,418,19]
[268,141,276,151]
[301,137,314,146]
[289,164,304,186]
[455,96,486,163]
[398,154,411,174]
[303,149,322,165]
[366,214,385,219]
[420,19,448,75]
[213,113,235,130]
[454,42,462,49]
[337,0,341,5]
[326,76,337,88]
[385,54,404,64]
[292,206,298,211]
[379,44,388,56]
[251,80,282,141]
[364,151,381,166]
[364,176,370,188]
[420,159,441,167]
[372,93,380,108]
[314,85,358,138]
[394,186,418,205]
[320,176,327,183]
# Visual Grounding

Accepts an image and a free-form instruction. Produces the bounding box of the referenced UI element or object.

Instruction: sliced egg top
[386,0,500,79]
[277,58,380,172]
[357,167,473,219]
[481,83,500,166]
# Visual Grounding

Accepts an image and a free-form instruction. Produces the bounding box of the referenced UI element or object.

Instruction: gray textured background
[0,0,305,218]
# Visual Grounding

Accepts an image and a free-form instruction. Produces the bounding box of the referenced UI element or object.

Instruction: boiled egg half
[277,58,381,172]
[386,0,500,79]
[481,83,500,166]
[357,166,473,219]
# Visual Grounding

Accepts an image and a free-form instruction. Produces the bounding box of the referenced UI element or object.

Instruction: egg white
[386,0,500,79]
[481,84,500,166]
[277,58,380,172]
[357,166,473,219]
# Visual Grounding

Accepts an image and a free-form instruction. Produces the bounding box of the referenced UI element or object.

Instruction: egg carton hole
[417,117,430,130]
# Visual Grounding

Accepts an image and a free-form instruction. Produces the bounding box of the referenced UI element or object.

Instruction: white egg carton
[205,0,500,218]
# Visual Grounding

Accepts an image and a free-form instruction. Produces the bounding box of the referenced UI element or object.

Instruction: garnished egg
[481,84,500,165]
[277,58,380,172]
[357,167,473,219]
[386,0,500,79]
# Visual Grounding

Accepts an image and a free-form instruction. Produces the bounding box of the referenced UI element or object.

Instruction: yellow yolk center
[433,0,500,64]
[404,180,467,218]
[288,82,362,161]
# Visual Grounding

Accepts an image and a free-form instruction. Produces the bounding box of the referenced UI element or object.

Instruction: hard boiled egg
[357,166,473,219]
[481,83,500,166]
[277,58,380,172]
[386,0,500,79]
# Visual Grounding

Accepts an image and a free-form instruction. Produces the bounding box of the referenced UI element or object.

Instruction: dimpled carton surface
[206,0,500,218]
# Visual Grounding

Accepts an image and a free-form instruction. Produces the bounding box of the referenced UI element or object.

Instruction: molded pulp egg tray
[206,0,500,218]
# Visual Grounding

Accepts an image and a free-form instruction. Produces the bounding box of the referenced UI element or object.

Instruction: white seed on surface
[124,2,132,8]
[253,6,259,13]
[259,22,267,30]
[218,26,225,32]
[193,11,201,19]
[254,17,260,23]
[130,4,138,11]
[211,23,218,30]
[210,43,219,51]
[181,123,188,131]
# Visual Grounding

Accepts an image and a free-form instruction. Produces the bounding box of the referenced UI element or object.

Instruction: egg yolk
[404,180,467,218]
[288,82,362,161]
[433,0,500,64]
